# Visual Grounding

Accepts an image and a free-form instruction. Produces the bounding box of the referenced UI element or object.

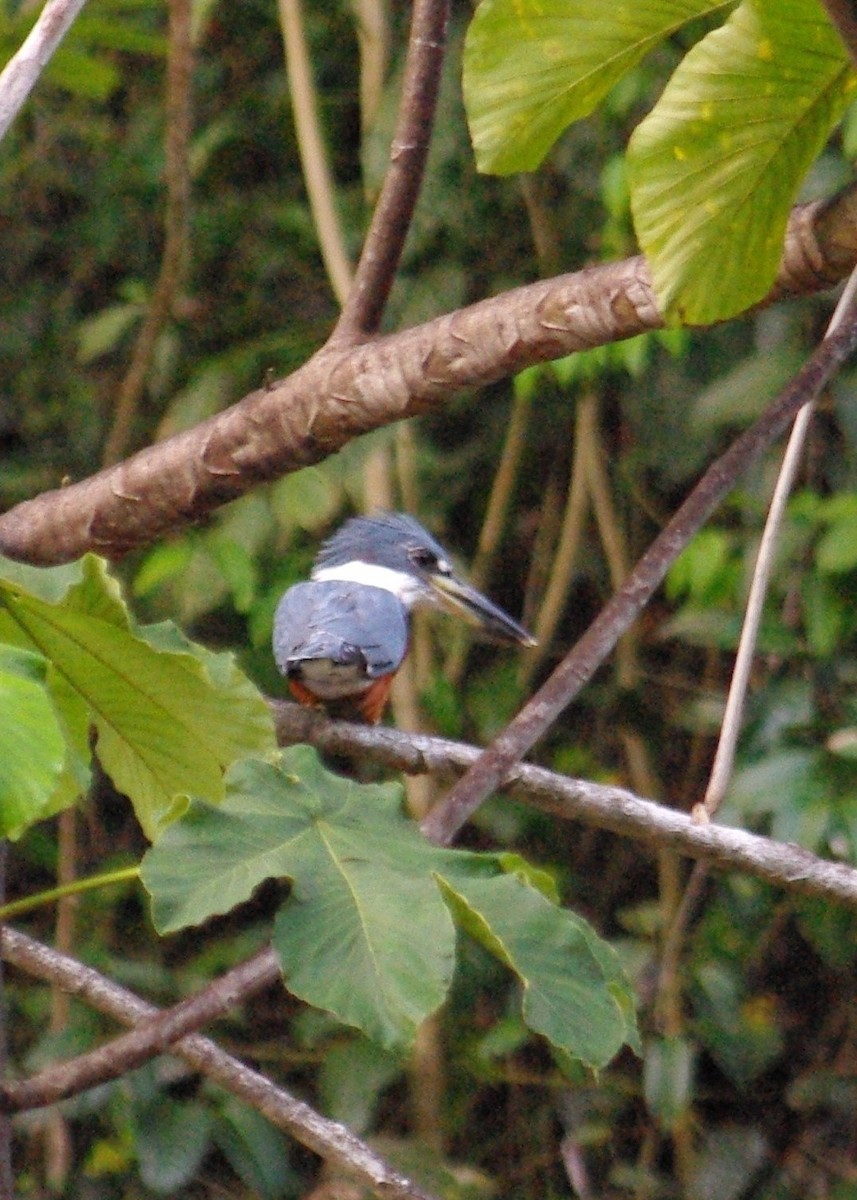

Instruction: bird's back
[273,579,409,702]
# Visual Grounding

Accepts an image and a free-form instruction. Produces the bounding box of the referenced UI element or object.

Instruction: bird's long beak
[428,573,536,646]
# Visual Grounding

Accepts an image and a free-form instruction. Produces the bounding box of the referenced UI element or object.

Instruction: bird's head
[311,512,535,647]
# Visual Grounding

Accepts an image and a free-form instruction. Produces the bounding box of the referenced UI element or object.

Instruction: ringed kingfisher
[273,512,535,723]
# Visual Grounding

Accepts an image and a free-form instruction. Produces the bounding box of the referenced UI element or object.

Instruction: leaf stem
[0,865,140,922]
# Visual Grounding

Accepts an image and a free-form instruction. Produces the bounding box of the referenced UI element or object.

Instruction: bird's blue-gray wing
[273,581,409,681]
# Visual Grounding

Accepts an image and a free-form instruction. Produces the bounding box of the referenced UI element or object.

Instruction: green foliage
[0,645,66,837]
[463,0,732,175]
[142,746,639,1065]
[3,0,857,1194]
[464,0,856,321]
[0,554,275,839]
[628,0,854,322]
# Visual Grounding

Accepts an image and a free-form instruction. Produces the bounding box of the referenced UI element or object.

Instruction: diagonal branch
[1,187,856,568]
[0,0,90,140]
[0,945,280,1112]
[332,0,450,341]
[420,309,857,845]
[0,928,437,1200]
[271,702,857,908]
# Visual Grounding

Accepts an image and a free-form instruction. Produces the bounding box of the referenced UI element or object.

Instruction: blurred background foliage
[3,0,857,1196]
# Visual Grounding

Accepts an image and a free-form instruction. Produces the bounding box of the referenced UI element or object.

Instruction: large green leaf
[142,749,456,1050]
[464,0,732,175]
[142,747,639,1062]
[0,555,86,605]
[0,556,275,839]
[437,872,635,1068]
[0,646,66,837]
[629,0,855,323]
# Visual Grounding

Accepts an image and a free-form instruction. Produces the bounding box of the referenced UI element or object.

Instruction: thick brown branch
[0,929,437,1200]
[333,0,450,341]
[421,311,857,845]
[271,702,857,908]
[1,187,856,567]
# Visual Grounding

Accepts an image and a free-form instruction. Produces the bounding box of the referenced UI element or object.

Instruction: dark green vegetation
[3,0,857,1197]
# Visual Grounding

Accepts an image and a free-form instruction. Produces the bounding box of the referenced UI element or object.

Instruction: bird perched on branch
[273,512,534,723]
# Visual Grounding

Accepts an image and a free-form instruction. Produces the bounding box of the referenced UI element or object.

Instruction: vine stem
[0,865,140,923]
[699,265,857,819]
[279,0,353,305]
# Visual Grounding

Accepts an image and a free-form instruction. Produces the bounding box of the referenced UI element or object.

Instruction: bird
[273,512,535,723]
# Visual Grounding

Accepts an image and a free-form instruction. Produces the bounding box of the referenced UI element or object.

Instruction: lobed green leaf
[143,747,639,1062]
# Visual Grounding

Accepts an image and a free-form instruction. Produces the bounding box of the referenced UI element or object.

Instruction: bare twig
[332,0,450,340]
[279,0,353,305]
[420,311,857,846]
[0,930,437,1200]
[350,0,390,133]
[0,0,90,141]
[271,701,857,907]
[102,0,194,466]
[446,387,533,684]
[1,946,280,1111]
[700,266,857,819]
[1,189,856,567]
[520,392,591,686]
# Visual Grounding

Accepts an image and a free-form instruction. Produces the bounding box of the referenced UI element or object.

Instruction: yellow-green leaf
[629,0,855,322]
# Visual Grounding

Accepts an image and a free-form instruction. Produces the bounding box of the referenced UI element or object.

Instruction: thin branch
[1,945,280,1112]
[0,0,90,141]
[101,0,194,466]
[446,387,533,685]
[279,0,353,306]
[270,701,857,907]
[699,265,857,819]
[1,189,856,567]
[332,0,450,340]
[350,0,390,132]
[420,310,857,846]
[520,392,591,686]
[0,931,437,1200]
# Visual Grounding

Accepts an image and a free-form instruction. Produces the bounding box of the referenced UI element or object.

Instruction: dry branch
[0,928,437,1200]
[0,0,90,140]
[271,702,857,908]
[1,188,857,567]
[422,312,857,843]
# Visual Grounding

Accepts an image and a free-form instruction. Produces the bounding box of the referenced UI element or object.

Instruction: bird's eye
[408,546,437,571]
